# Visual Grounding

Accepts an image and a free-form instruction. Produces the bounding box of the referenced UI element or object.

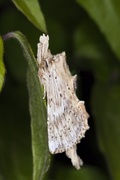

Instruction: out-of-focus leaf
[3,31,50,180]
[12,0,47,32]
[0,5,40,83]
[76,0,120,59]
[0,84,32,180]
[74,19,118,82]
[0,36,5,92]
[54,165,108,180]
[91,82,120,180]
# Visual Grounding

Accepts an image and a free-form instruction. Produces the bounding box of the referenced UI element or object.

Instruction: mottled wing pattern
[37,34,89,169]
[45,54,89,153]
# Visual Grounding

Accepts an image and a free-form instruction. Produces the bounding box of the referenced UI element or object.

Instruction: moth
[37,34,89,170]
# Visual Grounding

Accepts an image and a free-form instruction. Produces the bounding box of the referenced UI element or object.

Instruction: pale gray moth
[37,34,89,170]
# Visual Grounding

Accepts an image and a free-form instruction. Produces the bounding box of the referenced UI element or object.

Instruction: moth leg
[43,85,46,99]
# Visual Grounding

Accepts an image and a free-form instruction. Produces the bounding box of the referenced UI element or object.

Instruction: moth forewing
[37,34,89,169]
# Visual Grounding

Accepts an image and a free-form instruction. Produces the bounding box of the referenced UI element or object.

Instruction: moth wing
[48,101,89,154]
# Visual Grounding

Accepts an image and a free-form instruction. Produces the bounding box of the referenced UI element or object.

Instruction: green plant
[0,0,120,180]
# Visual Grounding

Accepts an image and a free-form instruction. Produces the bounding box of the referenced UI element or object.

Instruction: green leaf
[54,165,108,180]
[12,0,47,32]
[73,19,118,82]
[0,85,32,180]
[91,82,120,180]
[76,0,120,59]
[0,36,5,92]
[3,31,50,180]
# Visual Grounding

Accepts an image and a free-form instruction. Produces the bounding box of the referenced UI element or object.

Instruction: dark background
[0,0,120,179]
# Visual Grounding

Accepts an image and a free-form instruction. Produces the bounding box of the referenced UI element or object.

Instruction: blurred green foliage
[0,36,5,92]
[0,0,120,180]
